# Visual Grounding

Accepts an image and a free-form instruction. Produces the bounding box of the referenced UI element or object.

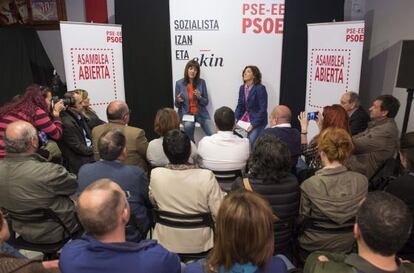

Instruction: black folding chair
[212,169,242,192]
[152,209,214,262]
[3,207,74,260]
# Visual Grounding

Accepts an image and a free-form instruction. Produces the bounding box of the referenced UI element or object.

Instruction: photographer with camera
[58,90,94,175]
[0,84,65,160]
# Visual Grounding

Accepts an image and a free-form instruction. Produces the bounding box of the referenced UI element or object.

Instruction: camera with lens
[52,96,75,107]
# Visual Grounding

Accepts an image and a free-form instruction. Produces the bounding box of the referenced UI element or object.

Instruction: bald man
[60,179,180,273]
[92,100,149,171]
[262,105,301,171]
[0,121,79,244]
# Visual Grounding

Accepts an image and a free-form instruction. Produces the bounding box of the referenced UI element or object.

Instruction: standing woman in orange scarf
[175,60,215,142]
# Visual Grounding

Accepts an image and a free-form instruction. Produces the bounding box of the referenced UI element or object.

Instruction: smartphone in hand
[307,111,319,121]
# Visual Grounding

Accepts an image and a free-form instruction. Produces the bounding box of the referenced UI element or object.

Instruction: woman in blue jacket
[235,65,268,144]
[175,60,215,141]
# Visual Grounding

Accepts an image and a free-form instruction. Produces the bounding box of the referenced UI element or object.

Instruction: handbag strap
[243,177,253,191]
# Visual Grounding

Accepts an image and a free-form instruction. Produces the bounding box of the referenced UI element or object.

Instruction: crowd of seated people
[1,83,414,273]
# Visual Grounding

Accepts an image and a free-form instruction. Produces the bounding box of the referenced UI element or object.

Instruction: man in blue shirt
[60,179,180,273]
[77,129,151,241]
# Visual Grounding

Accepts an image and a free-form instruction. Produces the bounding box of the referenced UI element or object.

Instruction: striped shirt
[0,108,63,159]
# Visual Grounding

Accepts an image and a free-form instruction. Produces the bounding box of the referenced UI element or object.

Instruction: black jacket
[58,109,94,174]
[231,173,300,255]
[262,127,301,171]
[385,173,414,260]
[349,106,370,136]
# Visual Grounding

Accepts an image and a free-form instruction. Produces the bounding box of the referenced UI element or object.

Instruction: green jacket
[304,251,414,273]
[0,153,78,244]
[299,166,368,253]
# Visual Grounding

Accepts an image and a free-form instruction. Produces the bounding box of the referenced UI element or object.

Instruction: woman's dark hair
[242,65,262,85]
[183,59,201,88]
[400,132,414,172]
[248,133,290,181]
[0,84,49,121]
[162,129,191,164]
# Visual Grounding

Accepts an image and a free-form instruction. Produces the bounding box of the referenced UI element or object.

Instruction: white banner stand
[60,21,125,121]
[305,21,365,138]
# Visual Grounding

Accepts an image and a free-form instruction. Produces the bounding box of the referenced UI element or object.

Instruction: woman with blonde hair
[76,89,104,130]
[184,191,288,273]
[147,108,197,167]
[299,128,368,261]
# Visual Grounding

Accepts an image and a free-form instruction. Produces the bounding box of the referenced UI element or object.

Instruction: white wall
[37,0,115,82]
[346,0,414,132]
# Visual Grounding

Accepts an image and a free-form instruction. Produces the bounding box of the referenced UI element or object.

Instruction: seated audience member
[92,100,149,171]
[299,128,368,261]
[298,104,350,171]
[340,91,370,135]
[347,95,400,178]
[78,129,152,242]
[150,129,225,254]
[304,192,414,273]
[385,131,414,260]
[0,210,59,273]
[231,133,299,257]
[77,89,105,130]
[58,90,94,174]
[0,84,65,160]
[147,107,197,167]
[0,121,79,244]
[198,106,249,171]
[263,105,300,172]
[60,179,180,273]
[184,191,288,273]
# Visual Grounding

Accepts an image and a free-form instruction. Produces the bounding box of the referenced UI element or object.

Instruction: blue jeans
[182,116,215,142]
[248,124,266,145]
[1,242,26,258]
[276,254,295,271]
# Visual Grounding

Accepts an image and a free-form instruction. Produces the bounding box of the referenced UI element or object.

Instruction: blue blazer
[174,78,210,120]
[235,83,268,128]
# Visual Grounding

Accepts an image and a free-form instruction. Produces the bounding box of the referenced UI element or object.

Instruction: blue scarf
[218,262,258,273]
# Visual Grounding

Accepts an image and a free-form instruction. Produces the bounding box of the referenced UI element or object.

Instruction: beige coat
[150,166,225,254]
[347,118,399,178]
[92,122,149,171]
[299,166,368,254]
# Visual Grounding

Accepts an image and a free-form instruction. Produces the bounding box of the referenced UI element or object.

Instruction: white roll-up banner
[60,21,125,121]
[169,0,285,119]
[305,21,365,137]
